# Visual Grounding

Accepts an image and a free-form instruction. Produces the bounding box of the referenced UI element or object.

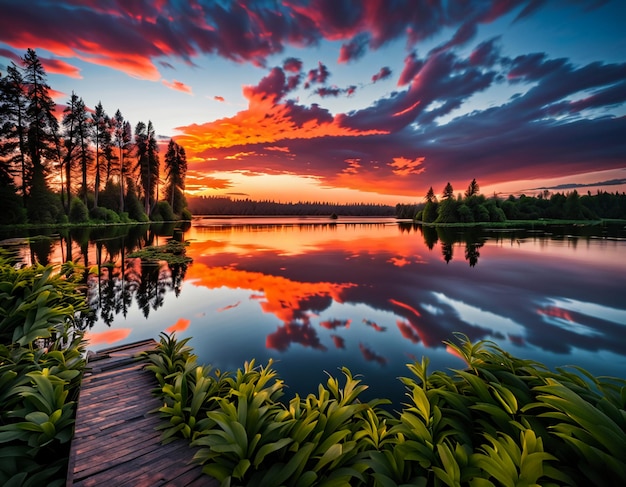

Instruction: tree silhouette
[91,102,108,207]
[465,178,480,198]
[22,49,59,222]
[164,139,188,215]
[0,64,28,200]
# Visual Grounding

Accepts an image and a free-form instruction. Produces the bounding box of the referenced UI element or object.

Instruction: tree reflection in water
[7,224,190,331]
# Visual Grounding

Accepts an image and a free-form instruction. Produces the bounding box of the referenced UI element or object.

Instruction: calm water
[2,218,626,404]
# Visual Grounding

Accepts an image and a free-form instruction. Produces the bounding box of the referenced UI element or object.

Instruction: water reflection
[1,218,625,402]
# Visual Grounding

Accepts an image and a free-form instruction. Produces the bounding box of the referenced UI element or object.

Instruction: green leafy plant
[145,333,626,487]
[0,252,86,486]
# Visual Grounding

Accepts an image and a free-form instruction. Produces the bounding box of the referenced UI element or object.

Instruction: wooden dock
[67,339,218,486]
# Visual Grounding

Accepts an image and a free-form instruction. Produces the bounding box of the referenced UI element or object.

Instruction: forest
[188,195,395,216]
[396,179,626,222]
[0,49,189,226]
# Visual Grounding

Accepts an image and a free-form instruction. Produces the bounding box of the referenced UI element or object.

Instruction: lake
[2,218,626,405]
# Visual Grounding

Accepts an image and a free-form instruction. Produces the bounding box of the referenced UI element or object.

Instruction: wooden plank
[67,340,218,487]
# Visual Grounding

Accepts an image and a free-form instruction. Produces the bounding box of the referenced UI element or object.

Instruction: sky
[1,0,625,204]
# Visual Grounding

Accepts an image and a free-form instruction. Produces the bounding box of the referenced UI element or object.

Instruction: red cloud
[307,62,330,84]
[42,57,82,78]
[283,57,303,72]
[338,34,368,63]
[372,66,391,83]
[162,79,193,94]
[214,95,225,102]
[175,66,385,157]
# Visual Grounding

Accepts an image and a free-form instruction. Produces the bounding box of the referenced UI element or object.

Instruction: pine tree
[164,139,187,215]
[442,182,454,200]
[465,178,479,199]
[91,102,108,207]
[61,92,80,209]
[0,64,29,200]
[22,48,59,222]
[425,186,436,203]
[147,121,159,214]
[113,110,131,211]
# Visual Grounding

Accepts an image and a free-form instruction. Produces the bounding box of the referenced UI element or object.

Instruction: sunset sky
[1,0,625,204]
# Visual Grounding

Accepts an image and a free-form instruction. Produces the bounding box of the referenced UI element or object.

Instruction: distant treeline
[396,179,626,222]
[188,196,395,216]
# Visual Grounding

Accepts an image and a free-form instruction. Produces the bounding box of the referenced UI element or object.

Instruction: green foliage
[407,179,626,223]
[99,180,122,212]
[151,200,177,222]
[0,185,27,225]
[181,207,193,220]
[128,239,192,265]
[68,197,89,223]
[0,252,86,486]
[89,205,121,223]
[435,198,458,223]
[125,180,149,222]
[422,201,438,223]
[145,333,626,486]
[0,254,87,345]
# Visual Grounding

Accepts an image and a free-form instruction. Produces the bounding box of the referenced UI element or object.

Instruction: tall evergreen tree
[61,92,80,209]
[164,139,187,214]
[442,182,454,200]
[22,48,59,222]
[425,186,436,203]
[465,178,480,199]
[134,120,148,208]
[74,96,91,203]
[0,64,29,200]
[147,121,159,214]
[91,101,107,207]
[113,110,131,211]
[102,115,116,183]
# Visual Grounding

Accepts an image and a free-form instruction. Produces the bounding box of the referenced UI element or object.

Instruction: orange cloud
[84,328,132,346]
[162,79,193,94]
[166,318,191,334]
[389,156,425,176]
[186,262,356,326]
[225,151,257,160]
[214,95,225,102]
[265,146,291,153]
[175,96,386,158]
[342,158,361,175]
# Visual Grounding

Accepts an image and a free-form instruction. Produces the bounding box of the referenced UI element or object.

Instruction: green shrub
[151,201,176,222]
[126,192,148,222]
[181,207,193,221]
[0,253,86,486]
[89,206,121,223]
[145,333,626,486]
[68,197,89,223]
